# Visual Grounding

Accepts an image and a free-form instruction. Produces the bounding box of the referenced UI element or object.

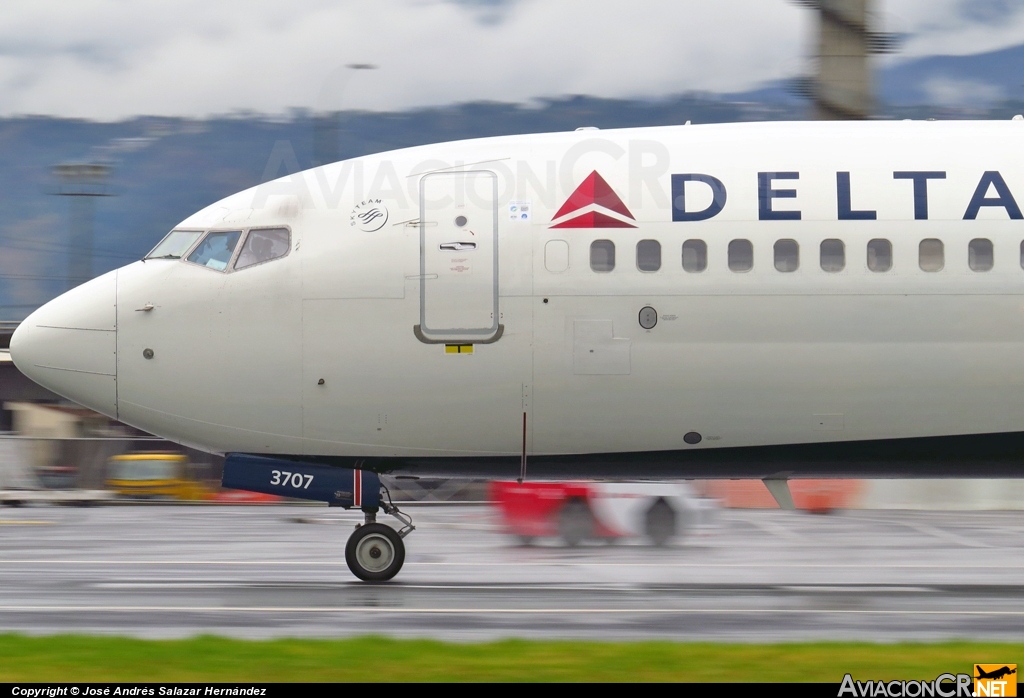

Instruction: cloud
[959,0,1022,24]
[886,0,1024,59]
[0,0,809,119]
[443,0,523,25]
[2,0,1024,120]
[921,76,1004,106]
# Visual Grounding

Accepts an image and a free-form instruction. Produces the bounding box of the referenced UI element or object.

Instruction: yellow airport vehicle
[106,452,207,500]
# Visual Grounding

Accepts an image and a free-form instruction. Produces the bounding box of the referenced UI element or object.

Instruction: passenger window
[919,238,944,272]
[186,231,242,271]
[636,239,661,272]
[820,239,845,272]
[235,228,291,270]
[867,239,892,272]
[590,239,615,272]
[728,239,753,272]
[969,238,993,272]
[774,239,799,272]
[682,239,707,273]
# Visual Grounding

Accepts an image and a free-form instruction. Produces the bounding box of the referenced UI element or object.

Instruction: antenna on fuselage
[518,412,527,483]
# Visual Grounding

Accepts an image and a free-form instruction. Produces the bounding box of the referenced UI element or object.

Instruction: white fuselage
[12,120,1024,474]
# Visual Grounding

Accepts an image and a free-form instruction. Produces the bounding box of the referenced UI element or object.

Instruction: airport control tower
[52,162,112,291]
[795,0,898,119]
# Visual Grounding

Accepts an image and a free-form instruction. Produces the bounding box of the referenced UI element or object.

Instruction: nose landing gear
[219,455,416,582]
[345,485,415,582]
[346,522,405,581]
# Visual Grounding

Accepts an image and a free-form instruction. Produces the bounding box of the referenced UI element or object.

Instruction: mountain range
[2,42,1024,318]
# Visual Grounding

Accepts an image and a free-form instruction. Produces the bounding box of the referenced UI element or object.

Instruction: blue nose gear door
[222,453,380,509]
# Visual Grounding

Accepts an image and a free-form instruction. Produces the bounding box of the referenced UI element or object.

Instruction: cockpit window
[234,228,291,270]
[146,230,203,260]
[186,231,242,271]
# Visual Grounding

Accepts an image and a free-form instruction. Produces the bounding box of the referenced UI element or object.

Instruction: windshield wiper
[148,254,181,259]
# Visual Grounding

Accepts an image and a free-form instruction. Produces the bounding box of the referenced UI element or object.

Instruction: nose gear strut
[380,482,415,538]
[345,481,415,582]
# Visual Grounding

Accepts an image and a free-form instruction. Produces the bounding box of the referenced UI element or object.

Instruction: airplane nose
[11,270,118,418]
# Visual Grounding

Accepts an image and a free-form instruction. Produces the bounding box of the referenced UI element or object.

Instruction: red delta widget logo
[550,171,636,228]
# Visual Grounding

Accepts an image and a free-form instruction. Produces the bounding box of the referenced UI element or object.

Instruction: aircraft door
[416,171,500,343]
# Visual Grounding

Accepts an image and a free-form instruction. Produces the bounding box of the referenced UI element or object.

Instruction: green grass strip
[0,635,1019,682]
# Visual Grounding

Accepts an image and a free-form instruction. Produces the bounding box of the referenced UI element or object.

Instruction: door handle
[439,242,477,251]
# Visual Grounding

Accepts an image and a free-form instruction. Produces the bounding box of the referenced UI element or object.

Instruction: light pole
[313,63,378,167]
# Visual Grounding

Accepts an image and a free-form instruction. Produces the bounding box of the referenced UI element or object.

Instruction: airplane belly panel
[301,296,532,459]
[533,293,1024,455]
[573,319,631,375]
[116,261,303,452]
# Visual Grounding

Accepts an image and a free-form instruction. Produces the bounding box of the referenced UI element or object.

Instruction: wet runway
[0,503,1022,641]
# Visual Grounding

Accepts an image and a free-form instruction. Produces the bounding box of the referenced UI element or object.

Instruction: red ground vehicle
[489,480,716,546]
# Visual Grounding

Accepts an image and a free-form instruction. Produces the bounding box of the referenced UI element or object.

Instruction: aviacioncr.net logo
[839,673,973,697]
[974,665,1017,697]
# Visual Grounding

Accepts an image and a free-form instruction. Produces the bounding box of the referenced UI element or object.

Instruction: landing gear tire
[645,498,676,547]
[345,523,405,582]
[559,498,593,547]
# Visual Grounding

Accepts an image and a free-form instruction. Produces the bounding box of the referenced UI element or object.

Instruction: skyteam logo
[550,171,636,228]
[350,198,389,232]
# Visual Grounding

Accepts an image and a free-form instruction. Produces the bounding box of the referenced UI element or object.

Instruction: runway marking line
[901,521,993,549]
[84,582,955,592]
[83,583,952,593]
[0,521,53,526]
[0,606,1022,616]
[92,583,665,591]
[1,560,1023,568]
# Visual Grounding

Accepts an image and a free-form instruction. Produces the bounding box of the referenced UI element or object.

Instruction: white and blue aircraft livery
[12,119,1024,579]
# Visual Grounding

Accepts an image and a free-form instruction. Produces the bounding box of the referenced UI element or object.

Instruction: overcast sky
[2,0,1023,120]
